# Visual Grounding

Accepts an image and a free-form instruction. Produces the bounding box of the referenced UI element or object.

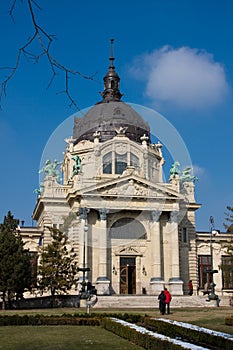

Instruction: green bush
[0,314,100,326]
[70,312,144,323]
[1,313,231,350]
[101,318,183,350]
[144,318,233,350]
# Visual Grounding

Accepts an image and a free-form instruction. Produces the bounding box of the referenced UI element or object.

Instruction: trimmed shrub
[101,318,184,350]
[144,318,233,350]
[0,314,100,326]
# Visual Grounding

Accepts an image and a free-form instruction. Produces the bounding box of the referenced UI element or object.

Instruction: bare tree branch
[1,0,97,109]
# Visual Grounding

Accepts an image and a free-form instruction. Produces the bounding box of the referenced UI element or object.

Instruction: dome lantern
[100,39,123,103]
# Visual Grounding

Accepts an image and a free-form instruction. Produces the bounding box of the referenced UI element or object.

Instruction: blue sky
[0,0,232,231]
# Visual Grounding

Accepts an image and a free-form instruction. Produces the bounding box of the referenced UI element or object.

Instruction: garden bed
[0,313,232,349]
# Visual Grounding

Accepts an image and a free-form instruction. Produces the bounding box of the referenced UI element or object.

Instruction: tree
[219,206,233,289]
[1,1,95,109]
[38,227,77,305]
[0,211,32,309]
[224,206,233,233]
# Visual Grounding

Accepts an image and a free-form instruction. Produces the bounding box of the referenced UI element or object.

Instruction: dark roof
[73,41,150,145]
[73,101,150,144]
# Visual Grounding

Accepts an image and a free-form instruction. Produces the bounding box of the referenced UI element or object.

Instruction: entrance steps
[93,295,231,308]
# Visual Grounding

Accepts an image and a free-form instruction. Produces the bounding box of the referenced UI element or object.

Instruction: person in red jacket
[164,288,172,314]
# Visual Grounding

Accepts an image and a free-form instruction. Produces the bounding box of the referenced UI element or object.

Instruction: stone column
[96,208,110,295]
[168,210,183,295]
[150,210,165,294]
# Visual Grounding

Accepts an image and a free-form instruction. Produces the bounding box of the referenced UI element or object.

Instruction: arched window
[103,152,112,174]
[110,217,147,240]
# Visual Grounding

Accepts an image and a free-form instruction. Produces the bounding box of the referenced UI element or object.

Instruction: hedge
[143,318,233,350]
[101,318,189,350]
[0,314,100,326]
[0,313,232,350]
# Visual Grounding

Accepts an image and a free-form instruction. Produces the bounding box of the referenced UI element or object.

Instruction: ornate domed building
[30,43,203,297]
[19,43,233,303]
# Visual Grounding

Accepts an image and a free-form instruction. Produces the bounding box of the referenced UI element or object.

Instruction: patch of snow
[156,318,233,340]
[110,318,209,350]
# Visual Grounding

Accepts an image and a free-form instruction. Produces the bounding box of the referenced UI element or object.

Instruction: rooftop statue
[170,161,180,177]
[72,155,82,177]
[39,159,62,183]
[33,182,44,195]
[180,167,198,183]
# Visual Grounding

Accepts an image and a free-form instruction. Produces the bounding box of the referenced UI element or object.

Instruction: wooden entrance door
[120,257,136,294]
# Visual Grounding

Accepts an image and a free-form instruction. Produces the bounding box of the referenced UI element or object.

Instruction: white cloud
[190,165,205,177]
[129,46,229,110]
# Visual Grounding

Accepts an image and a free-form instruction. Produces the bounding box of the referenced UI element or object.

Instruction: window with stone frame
[130,153,139,171]
[103,152,112,174]
[103,151,140,175]
[115,152,127,174]
[221,255,233,289]
[198,255,212,289]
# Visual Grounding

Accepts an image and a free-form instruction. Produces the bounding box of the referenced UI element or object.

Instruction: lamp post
[207,216,220,306]
[78,208,90,298]
[77,207,98,313]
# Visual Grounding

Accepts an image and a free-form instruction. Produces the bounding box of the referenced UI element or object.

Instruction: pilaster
[150,210,165,293]
[96,208,110,295]
[167,210,183,295]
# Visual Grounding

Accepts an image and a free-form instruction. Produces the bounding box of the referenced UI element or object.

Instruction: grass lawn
[0,306,232,349]
[0,325,144,350]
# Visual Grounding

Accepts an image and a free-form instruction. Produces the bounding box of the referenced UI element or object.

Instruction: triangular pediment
[115,246,143,256]
[77,174,183,200]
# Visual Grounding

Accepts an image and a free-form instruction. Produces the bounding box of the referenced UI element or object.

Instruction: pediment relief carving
[101,182,179,199]
[104,180,149,197]
[80,174,182,200]
[115,246,142,256]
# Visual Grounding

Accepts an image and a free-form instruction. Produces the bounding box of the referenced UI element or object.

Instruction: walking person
[164,288,172,314]
[158,290,166,315]
[188,280,193,296]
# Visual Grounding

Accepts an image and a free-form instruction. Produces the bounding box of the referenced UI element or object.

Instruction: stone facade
[18,52,233,298]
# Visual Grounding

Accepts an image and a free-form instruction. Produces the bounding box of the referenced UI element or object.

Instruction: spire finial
[98,39,123,103]
[109,38,115,68]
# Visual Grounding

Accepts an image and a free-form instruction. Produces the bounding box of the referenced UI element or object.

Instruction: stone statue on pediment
[180,167,198,184]
[39,159,62,183]
[33,182,44,195]
[170,161,180,177]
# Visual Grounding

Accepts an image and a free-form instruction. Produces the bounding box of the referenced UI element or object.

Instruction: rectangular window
[115,153,127,174]
[198,255,212,289]
[103,152,112,174]
[221,255,233,289]
[182,228,187,243]
[130,153,139,170]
